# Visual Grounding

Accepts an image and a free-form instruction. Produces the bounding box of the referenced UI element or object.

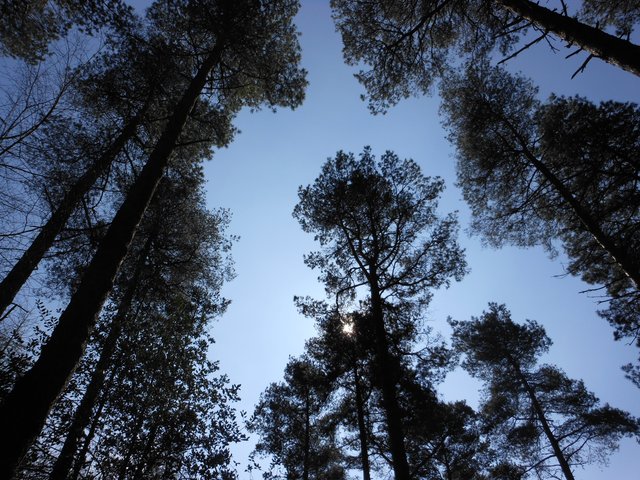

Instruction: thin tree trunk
[353,363,372,480]
[0,45,223,479]
[70,367,112,480]
[370,283,411,480]
[303,390,310,480]
[132,423,160,480]
[0,110,146,319]
[49,231,155,480]
[508,358,575,480]
[503,117,640,290]
[497,0,640,77]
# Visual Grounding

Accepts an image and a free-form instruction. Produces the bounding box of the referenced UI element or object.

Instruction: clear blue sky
[191,1,640,477]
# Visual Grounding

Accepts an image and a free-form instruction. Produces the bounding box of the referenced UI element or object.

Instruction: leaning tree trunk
[0,45,223,479]
[508,357,575,480]
[0,107,148,319]
[370,281,411,480]
[69,368,112,480]
[353,363,372,480]
[497,0,640,77]
[48,229,155,480]
[501,116,640,291]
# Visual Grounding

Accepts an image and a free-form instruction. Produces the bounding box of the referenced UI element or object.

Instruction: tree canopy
[451,303,639,480]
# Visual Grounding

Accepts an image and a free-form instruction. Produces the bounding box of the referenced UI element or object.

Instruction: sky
[192,1,640,478]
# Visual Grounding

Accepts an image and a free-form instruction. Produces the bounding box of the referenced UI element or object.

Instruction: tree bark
[370,282,411,480]
[0,45,223,479]
[497,0,640,77]
[69,371,110,480]
[48,230,154,480]
[508,358,575,480]
[0,112,145,319]
[353,363,372,480]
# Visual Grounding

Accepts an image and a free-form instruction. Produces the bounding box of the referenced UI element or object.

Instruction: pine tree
[450,303,639,480]
[294,148,466,479]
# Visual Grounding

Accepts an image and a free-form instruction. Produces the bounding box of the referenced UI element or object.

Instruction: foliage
[440,63,640,364]
[249,357,346,480]
[294,148,467,479]
[331,0,640,112]
[451,303,640,478]
[0,0,134,62]
[294,147,466,310]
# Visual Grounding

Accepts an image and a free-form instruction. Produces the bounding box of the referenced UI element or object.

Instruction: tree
[331,0,640,112]
[439,64,640,369]
[0,0,133,62]
[294,148,466,479]
[73,288,243,480]
[300,303,377,480]
[250,357,346,480]
[450,303,639,480]
[0,10,192,319]
[0,0,306,475]
[0,143,236,479]
[402,396,495,480]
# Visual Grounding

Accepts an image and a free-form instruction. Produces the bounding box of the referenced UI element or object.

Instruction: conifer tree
[0,1,306,475]
[294,148,466,479]
[450,303,639,480]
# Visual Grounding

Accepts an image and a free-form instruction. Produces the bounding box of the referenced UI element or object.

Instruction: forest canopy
[0,1,638,479]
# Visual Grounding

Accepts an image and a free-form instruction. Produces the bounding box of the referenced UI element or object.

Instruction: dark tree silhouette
[0,8,211,319]
[250,357,346,480]
[0,0,306,475]
[0,0,134,62]
[294,148,466,479]
[450,303,639,480]
[331,0,640,111]
[440,64,640,371]
[300,303,376,479]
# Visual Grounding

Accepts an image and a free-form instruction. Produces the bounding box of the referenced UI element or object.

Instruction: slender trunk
[117,408,147,480]
[508,358,575,480]
[353,364,371,480]
[49,231,154,480]
[497,0,640,77]
[369,283,411,480]
[132,424,160,480]
[49,319,123,480]
[0,46,223,479]
[506,121,640,290]
[303,390,310,480]
[0,111,145,319]
[70,369,112,480]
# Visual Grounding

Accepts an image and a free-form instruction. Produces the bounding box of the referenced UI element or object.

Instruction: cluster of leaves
[252,149,638,480]
[331,0,640,385]
[0,0,307,478]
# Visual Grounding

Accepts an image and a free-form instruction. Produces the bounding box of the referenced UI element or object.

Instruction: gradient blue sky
[186,1,640,477]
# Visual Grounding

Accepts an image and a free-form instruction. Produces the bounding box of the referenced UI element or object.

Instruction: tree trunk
[70,367,112,480]
[503,117,640,290]
[508,359,575,480]
[303,390,310,480]
[117,407,147,480]
[0,110,146,319]
[132,423,160,480]
[49,230,154,480]
[370,283,411,480]
[497,0,640,77]
[0,45,223,479]
[353,363,372,480]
